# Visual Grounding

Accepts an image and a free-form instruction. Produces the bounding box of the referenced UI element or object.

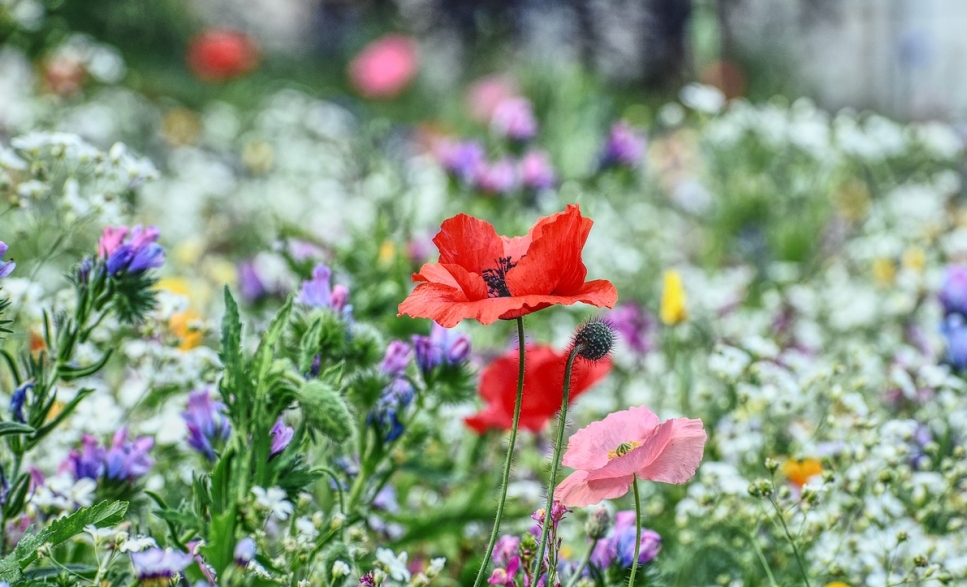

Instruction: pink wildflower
[348,34,418,99]
[555,406,706,507]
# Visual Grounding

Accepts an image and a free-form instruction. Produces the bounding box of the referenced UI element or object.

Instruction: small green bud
[585,507,611,539]
[913,554,928,567]
[299,380,355,442]
[764,457,779,473]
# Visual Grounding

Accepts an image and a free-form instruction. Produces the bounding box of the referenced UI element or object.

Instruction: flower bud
[234,537,256,566]
[572,319,616,362]
[585,507,612,539]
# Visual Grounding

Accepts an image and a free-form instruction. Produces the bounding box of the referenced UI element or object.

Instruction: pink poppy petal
[585,419,675,482]
[555,470,634,508]
[635,418,707,484]
[562,406,660,470]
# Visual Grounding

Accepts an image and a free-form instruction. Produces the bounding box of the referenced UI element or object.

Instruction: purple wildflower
[942,313,967,370]
[0,242,15,279]
[358,571,377,587]
[297,264,334,308]
[606,303,657,355]
[474,158,518,195]
[9,381,33,423]
[183,390,231,462]
[487,555,519,586]
[519,150,556,190]
[491,97,538,141]
[436,139,486,184]
[237,260,267,302]
[492,535,520,567]
[599,121,645,169]
[940,264,967,316]
[129,548,193,583]
[380,341,412,376]
[270,418,294,456]
[234,537,256,566]
[66,434,106,480]
[98,225,165,276]
[103,428,154,482]
[613,511,661,567]
[411,322,471,374]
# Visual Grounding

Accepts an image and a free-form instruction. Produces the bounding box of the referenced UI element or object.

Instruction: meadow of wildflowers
[1,11,967,587]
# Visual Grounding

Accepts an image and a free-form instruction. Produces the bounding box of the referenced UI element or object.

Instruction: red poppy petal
[506,205,592,296]
[440,263,489,301]
[413,263,459,286]
[434,214,505,275]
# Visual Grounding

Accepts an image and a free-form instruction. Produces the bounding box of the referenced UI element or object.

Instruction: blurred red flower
[187,29,258,82]
[398,204,617,328]
[465,345,612,433]
[348,34,418,99]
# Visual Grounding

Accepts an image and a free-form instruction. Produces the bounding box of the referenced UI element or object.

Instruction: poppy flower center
[481,256,520,298]
[607,440,642,460]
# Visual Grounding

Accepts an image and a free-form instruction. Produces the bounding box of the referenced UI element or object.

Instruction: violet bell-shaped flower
[270,418,294,455]
[412,322,471,374]
[98,225,165,276]
[183,390,231,462]
[129,548,193,584]
[104,428,154,482]
[297,263,351,316]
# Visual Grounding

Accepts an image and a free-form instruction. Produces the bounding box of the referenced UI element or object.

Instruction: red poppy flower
[465,345,612,433]
[187,29,258,83]
[398,204,617,328]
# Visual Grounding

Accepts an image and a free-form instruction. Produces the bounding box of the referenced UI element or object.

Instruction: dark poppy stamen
[482,256,519,298]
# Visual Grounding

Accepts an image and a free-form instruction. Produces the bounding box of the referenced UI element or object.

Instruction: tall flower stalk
[473,316,526,587]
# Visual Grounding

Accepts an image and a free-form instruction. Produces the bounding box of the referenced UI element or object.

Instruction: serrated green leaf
[254,297,293,388]
[0,500,127,582]
[299,317,324,374]
[219,286,243,388]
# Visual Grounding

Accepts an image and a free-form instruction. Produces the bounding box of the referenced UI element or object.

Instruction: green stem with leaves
[532,344,583,580]
[768,494,811,587]
[472,317,526,587]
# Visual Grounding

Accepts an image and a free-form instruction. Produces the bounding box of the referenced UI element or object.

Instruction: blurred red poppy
[187,29,258,82]
[348,34,418,99]
[465,345,612,433]
[398,204,617,328]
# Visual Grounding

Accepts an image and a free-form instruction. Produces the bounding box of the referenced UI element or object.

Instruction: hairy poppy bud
[572,319,616,362]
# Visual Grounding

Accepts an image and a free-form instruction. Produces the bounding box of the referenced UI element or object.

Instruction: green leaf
[1,473,30,518]
[299,380,356,443]
[0,500,127,583]
[57,349,114,381]
[219,286,243,392]
[254,296,293,387]
[29,387,94,446]
[299,317,324,374]
[0,422,35,438]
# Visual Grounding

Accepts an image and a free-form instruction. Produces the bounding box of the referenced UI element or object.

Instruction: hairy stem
[472,317,527,587]
[628,477,642,587]
[532,344,583,581]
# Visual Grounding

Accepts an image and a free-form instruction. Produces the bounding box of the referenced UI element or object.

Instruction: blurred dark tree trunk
[642,0,693,89]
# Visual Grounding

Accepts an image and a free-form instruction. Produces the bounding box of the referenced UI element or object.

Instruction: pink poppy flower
[348,34,418,99]
[555,406,706,507]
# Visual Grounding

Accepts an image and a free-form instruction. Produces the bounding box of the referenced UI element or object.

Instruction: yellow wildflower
[660,269,688,325]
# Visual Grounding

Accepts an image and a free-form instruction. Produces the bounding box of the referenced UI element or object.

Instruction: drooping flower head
[348,34,418,99]
[399,205,618,327]
[183,390,231,462]
[465,344,611,433]
[0,242,15,279]
[555,406,706,507]
[97,225,165,277]
[130,547,193,586]
[187,28,258,82]
[411,322,471,374]
[599,121,645,169]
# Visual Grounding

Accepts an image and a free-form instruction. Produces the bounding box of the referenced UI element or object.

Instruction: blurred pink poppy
[348,34,418,99]
[556,406,706,507]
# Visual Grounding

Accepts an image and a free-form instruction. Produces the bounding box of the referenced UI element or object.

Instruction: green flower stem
[768,494,812,587]
[628,477,642,587]
[532,343,583,581]
[472,316,527,587]
[564,537,599,587]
